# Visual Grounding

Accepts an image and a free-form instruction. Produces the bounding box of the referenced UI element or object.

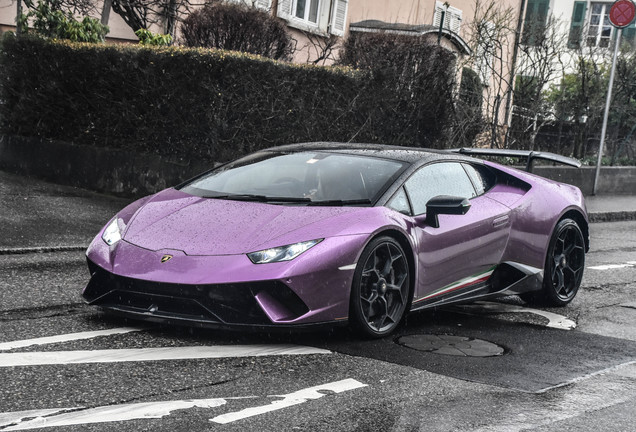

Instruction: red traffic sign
[609,0,636,28]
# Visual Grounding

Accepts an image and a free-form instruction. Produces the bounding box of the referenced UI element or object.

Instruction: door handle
[492,215,510,228]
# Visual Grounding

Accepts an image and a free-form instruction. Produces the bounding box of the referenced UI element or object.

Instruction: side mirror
[425,195,471,228]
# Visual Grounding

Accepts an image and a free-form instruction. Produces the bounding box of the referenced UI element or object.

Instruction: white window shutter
[254,0,271,10]
[434,2,462,33]
[278,0,293,19]
[433,3,444,28]
[331,0,348,36]
[477,21,495,83]
[449,9,462,33]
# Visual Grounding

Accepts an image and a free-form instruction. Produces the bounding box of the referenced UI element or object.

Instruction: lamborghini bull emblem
[161,254,173,263]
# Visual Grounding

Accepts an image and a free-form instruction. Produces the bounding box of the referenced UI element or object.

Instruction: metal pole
[594,28,622,195]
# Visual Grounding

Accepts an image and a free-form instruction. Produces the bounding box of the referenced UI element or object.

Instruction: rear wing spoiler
[449,148,581,173]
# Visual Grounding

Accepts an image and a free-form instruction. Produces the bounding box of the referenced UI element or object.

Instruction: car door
[392,162,511,306]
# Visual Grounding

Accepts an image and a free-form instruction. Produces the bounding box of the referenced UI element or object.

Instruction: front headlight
[247,239,322,264]
[101,218,122,246]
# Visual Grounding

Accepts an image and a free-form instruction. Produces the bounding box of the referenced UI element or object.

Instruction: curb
[0,246,87,255]
[588,211,636,223]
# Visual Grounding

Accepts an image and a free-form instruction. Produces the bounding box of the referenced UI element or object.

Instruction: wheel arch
[370,229,417,310]
[559,209,590,252]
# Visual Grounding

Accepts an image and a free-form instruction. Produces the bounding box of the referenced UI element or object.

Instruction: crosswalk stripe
[0,345,331,367]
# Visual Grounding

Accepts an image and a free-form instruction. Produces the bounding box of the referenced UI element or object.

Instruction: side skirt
[409,262,543,312]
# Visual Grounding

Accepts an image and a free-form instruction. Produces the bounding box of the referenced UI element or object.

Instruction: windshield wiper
[205,194,311,203]
[307,199,372,206]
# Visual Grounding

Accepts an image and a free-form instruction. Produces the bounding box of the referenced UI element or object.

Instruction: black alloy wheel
[350,236,410,338]
[523,218,585,306]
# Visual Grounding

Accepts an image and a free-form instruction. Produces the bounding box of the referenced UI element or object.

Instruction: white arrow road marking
[588,263,635,270]
[0,328,145,351]
[0,379,367,430]
[211,378,368,424]
[0,345,331,367]
[456,301,576,330]
[0,410,74,428]
[0,399,242,430]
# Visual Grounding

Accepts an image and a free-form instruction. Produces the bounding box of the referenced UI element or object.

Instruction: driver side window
[404,162,477,215]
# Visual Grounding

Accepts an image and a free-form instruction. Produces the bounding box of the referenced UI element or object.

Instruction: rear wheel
[350,236,410,338]
[522,218,585,306]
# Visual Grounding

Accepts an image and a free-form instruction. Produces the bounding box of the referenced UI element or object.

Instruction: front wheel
[350,236,410,338]
[522,218,585,306]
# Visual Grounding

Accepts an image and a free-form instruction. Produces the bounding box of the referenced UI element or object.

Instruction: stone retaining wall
[0,135,211,198]
[1,135,634,197]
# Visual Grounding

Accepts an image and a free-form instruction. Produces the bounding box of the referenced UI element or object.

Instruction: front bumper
[84,258,328,328]
[84,234,370,329]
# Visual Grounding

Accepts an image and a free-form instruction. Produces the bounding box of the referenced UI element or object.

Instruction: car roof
[262,142,465,164]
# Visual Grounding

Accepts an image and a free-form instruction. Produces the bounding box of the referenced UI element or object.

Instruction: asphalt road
[2,171,636,431]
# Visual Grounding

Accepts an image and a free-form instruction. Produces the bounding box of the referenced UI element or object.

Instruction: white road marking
[535,359,636,394]
[210,378,368,424]
[0,399,241,430]
[458,301,576,330]
[0,345,331,367]
[0,328,145,351]
[588,263,635,270]
[0,379,367,430]
[0,409,75,428]
[474,362,636,431]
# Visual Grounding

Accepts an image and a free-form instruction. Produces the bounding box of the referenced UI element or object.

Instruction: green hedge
[0,34,455,162]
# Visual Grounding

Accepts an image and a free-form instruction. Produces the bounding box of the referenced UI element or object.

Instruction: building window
[278,0,348,36]
[475,20,495,84]
[433,1,462,34]
[587,2,614,48]
[521,0,549,46]
[294,0,320,24]
[568,1,587,48]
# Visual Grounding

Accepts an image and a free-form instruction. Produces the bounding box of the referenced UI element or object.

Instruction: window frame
[461,163,497,197]
[475,20,495,85]
[293,0,321,24]
[393,161,479,217]
[277,0,348,36]
[586,2,615,48]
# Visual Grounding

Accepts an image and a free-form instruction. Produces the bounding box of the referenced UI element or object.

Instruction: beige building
[0,0,138,41]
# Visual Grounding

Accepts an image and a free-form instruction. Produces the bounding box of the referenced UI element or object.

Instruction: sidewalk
[585,194,636,222]
[0,170,129,252]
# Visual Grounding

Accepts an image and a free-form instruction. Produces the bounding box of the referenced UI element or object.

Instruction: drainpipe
[16,0,22,36]
[504,0,527,146]
[101,0,112,26]
[438,10,446,44]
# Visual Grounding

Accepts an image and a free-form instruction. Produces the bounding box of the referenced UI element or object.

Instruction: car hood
[122,188,377,255]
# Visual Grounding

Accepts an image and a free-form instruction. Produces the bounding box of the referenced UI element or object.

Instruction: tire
[522,218,585,306]
[350,236,411,338]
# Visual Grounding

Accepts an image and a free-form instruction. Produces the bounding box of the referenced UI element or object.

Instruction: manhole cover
[397,334,505,357]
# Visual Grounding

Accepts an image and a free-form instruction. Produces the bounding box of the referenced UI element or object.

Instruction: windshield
[180,151,407,205]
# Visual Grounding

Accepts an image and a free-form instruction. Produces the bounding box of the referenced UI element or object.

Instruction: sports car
[83,143,589,337]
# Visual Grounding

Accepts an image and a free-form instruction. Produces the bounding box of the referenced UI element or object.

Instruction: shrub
[0,34,459,163]
[181,1,294,61]
[337,32,457,147]
[135,29,173,46]
[20,0,108,43]
[0,34,363,161]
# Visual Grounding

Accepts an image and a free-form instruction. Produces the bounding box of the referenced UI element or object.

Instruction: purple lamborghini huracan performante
[84,143,589,337]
